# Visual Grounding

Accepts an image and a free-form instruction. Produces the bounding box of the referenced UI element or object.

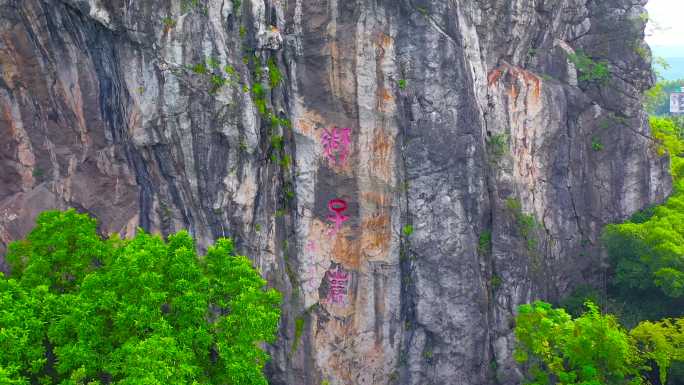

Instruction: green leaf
[1,211,281,385]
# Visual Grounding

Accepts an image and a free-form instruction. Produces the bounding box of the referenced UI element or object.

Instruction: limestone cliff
[0,0,671,384]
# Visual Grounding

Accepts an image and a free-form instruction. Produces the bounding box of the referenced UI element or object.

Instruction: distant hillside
[651,45,684,80]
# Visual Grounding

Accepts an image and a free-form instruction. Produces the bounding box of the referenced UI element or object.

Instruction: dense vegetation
[515,301,684,385]
[516,116,684,385]
[602,116,684,322]
[516,301,644,385]
[0,210,281,385]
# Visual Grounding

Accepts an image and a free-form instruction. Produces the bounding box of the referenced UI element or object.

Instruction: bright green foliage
[267,58,282,89]
[651,117,684,190]
[567,51,610,83]
[189,59,243,94]
[603,117,684,300]
[270,135,284,150]
[631,318,684,384]
[279,155,291,168]
[402,225,414,237]
[505,198,539,252]
[0,278,47,385]
[477,230,491,256]
[191,62,208,75]
[251,83,267,116]
[6,209,108,292]
[292,317,305,353]
[490,275,502,290]
[162,17,176,29]
[487,133,509,158]
[181,0,202,13]
[515,301,645,385]
[207,57,221,69]
[210,75,227,93]
[1,209,281,385]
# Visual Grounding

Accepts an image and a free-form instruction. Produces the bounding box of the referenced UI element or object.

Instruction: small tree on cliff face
[1,209,281,385]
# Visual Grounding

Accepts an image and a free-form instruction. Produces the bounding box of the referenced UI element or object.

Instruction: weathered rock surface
[0,0,671,384]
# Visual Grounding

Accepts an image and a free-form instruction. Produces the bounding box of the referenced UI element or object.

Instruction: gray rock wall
[0,0,671,384]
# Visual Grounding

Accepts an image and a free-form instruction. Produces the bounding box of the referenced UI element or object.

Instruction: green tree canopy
[630,318,684,385]
[514,301,646,385]
[515,301,684,385]
[1,209,281,385]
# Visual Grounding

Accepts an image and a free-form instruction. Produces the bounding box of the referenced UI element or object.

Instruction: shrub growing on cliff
[567,51,610,83]
[487,133,509,159]
[1,209,281,385]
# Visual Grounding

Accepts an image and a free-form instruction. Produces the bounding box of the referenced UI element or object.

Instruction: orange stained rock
[328,40,342,97]
[509,82,520,103]
[295,109,326,137]
[296,118,313,136]
[376,86,396,115]
[360,211,391,257]
[488,63,542,106]
[379,87,393,103]
[379,32,394,49]
[370,130,394,183]
[487,68,504,86]
[330,226,362,269]
[524,71,542,100]
[362,191,391,209]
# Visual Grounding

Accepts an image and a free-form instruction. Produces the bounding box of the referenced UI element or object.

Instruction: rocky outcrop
[0,0,670,384]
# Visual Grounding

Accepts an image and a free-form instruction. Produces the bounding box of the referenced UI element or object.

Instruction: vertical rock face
[0,0,671,384]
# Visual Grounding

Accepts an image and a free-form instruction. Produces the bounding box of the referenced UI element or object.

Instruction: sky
[646,0,684,78]
[645,0,684,49]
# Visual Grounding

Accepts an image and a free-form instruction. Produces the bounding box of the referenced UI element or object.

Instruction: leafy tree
[631,318,684,385]
[1,209,281,385]
[602,117,684,315]
[514,301,646,385]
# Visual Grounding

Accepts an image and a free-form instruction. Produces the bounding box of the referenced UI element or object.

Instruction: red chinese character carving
[338,127,351,164]
[327,199,349,236]
[325,267,349,304]
[321,127,352,166]
[321,128,340,164]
